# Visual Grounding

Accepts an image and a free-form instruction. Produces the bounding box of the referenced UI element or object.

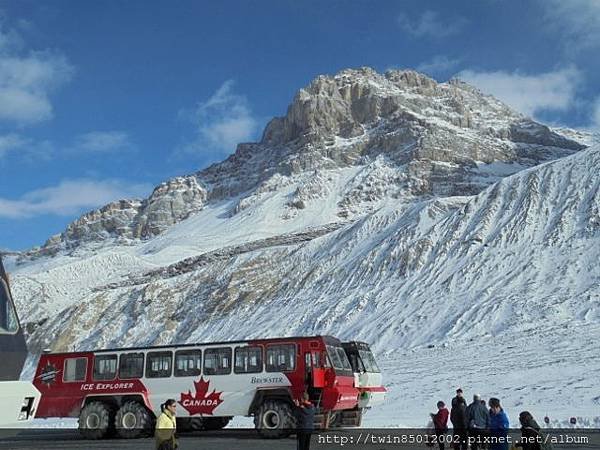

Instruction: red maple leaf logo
[179,377,224,416]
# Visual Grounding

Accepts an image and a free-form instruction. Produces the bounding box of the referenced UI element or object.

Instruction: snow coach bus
[32,335,385,439]
[0,256,41,427]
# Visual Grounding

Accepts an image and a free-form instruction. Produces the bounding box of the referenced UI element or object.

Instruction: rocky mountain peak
[260,67,441,145]
[199,67,584,203]
[25,67,587,257]
[260,67,512,147]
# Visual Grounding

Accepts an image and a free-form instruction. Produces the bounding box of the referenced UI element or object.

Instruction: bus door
[305,350,325,388]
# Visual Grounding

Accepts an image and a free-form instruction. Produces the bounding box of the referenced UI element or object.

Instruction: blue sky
[0,0,599,250]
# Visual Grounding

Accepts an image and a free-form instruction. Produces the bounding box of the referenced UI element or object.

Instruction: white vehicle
[342,341,386,410]
[0,256,41,428]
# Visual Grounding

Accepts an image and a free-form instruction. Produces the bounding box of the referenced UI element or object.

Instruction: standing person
[488,398,509,450]
[467,394,490,450]
[451,389,468,450]
[430,401,449,450]
[515,411,542,450]
[480,398,489,450]
[155,399,178,450]
[295,392,315,450]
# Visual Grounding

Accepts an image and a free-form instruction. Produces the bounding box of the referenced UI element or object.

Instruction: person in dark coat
[295,392,315,450]
[466,394,490,450]
[451,389,468,450]
[515,411,542,450]
[488,398,509,450]
[430,401,449,450]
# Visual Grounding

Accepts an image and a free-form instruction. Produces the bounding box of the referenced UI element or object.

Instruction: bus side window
[265,344,296,372]
[63,357,87,382]
[234,346,262,374]
[146,351,172,378]
[311,351,321,368]
[93,355,117,381]
[204,347,232,375]
[175,350,202,377]
[119,352,144,379]
[0,279,18,333]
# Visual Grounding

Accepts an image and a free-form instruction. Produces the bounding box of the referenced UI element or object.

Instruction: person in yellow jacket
[155,399,178,450]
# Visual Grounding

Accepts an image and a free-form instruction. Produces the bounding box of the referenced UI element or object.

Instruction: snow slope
[12,146,600,426]
[5,68,599,427]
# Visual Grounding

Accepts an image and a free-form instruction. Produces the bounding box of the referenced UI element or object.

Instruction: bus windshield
[326,345,353,375]
[0,280,18,334]
[358,349,380,373]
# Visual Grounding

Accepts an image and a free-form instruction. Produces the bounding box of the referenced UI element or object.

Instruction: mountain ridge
[7,67,599,373]
[7,67,600,429]
[22,67,585,259]
[11,144,599,355]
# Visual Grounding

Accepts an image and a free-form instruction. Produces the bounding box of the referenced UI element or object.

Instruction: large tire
[254,400,296,439]
[79,401,115,440]
[115,401,153,438]
[203,416,231,430]
[177,417,204,433]
[328,411,341,428]
[339,408,363,427]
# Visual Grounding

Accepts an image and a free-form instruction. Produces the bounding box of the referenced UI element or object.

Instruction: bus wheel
[115,401,153,438]
[203,416,231,430]
[177,417,203,433]
[254,400,295,439]
[79,401,114,439]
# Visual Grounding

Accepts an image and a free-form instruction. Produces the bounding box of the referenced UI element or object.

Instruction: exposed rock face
[62,199,143,244]
[36,177,207,255]
[28,67,585,256]
[199,67,583,207]
[136,176,208,238]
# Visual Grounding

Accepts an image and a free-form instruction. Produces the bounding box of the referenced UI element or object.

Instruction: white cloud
[457,67,582,118]
[0,130,134,161]
[0,133,55,161]
[73,131,133,153]
[0,133,27,158]
[0,22,23,53]
[541,0,600,50]
[397,10,467,39]
[416,55,461,75]
[180,80,259,156]
[0,179,151,219]
[0,22,73,125]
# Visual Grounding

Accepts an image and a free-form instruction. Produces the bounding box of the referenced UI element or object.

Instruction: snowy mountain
[6,67,599,426]
[26,67,583,257]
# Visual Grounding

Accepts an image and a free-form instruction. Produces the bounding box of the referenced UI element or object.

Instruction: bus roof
[43,335,344,357]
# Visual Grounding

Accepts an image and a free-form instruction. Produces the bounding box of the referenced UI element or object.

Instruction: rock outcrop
[27,67,585,257]
[36,176,207,255]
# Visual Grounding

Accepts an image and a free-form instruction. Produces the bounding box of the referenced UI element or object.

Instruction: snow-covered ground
[25,321,600,429]
[6,69,600,432]
[11,146,600,430]
[365,322,600,428]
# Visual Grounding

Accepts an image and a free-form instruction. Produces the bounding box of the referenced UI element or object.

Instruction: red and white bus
[32,335,385,439]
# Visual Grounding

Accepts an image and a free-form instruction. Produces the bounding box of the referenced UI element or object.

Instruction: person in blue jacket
[488,397,509,450]
[295,392,315,450]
